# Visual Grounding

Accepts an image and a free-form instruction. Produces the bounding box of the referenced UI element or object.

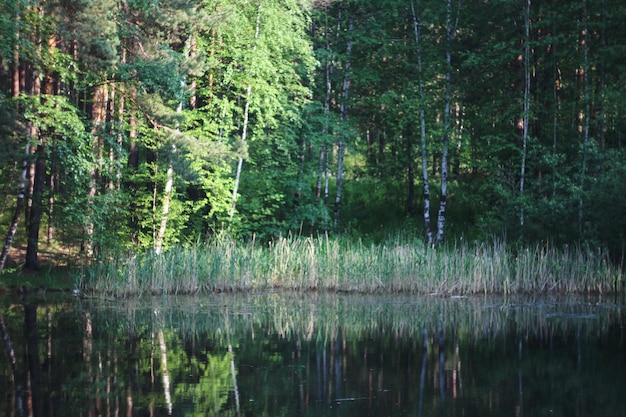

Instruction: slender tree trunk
[411,1,433,244]
[189,34,198,110]
[578,1,590,239]
[519,0,531,229]
[108,85,116,191]
[552,18,559,199]
[230,83,252,219]
[154,146,175,255]
[436,0,458,243]
[0,163,29,275]
[317,3,333,207]
[47,166,57,244]
[12,6,22,99]
[230,2,262,219]
[23,25,46,269]
[24,145,46,270]
[334,14,353,232]
[84,82,109,259]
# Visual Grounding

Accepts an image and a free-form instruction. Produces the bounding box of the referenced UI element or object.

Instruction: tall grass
[77,235,624,296]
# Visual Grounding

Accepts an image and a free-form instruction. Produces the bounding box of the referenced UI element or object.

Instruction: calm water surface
[1,292,625,417]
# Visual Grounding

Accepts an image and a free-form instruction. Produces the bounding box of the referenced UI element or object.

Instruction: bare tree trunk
[436,0,459,243]
[316,2,333,224]
[552,22,559,199]
[519,0,531,229]
[189,34,198,110]
[0,160,29,274]
[24,145,45,270]
[84,83,109,259]
[230,2,262,219]
[154,146,175,255]
[12,10,20,99]
[411,1,433,244]
[19,18,47,270]
[578,2,590,239]
[334,14,353,232]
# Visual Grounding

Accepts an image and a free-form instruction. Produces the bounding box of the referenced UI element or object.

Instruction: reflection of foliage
[170,341,234,416]
[1,294,625,417]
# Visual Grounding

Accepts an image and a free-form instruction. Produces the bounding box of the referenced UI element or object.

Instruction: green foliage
[1,0,625,266]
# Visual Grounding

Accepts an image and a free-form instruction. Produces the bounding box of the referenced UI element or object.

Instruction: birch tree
[519,0,531,229]
[230,1,262,219]
[411,1,433,244]
[435,0,460,243]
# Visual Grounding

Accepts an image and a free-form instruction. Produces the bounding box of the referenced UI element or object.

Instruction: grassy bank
[76,236,624,296]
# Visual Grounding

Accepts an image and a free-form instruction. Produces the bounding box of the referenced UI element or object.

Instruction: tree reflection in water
[1,293,625,417]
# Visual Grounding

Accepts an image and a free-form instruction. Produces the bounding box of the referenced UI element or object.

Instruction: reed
[77,235,624,296]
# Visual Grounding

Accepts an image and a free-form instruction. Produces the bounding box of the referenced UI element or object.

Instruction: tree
[411,1,433,244]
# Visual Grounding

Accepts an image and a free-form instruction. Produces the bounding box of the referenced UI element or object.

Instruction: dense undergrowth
[76,236,624,297]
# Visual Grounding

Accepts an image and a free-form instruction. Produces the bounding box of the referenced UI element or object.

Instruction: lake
[1,291,625,416]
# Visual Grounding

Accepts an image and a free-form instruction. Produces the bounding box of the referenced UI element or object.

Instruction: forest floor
[0,245,76,295]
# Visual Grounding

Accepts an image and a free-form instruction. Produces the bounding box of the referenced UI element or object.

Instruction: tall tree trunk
[230,1,262,219]
[436,0,458,243]
[189,34,198,110]
[154,145,175,255]
[411,1,433,244]
[519,0,531,229]
[578,1,590,239]
[84,82,109,259]
[317,3,333,207]
[23,25,46,269]
[24,145,45,270]
[0,163,29,275]
[334,14,353,232]
[552,14,559,199]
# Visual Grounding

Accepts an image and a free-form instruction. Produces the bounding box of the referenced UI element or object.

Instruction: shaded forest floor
[0,245,77,295]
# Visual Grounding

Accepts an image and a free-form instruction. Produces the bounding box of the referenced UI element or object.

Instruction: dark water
[1,292,625,417]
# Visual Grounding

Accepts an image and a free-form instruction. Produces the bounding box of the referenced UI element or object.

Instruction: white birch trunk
[435,0,456,243]
[0,160,29,274]
[230,2,262,219]
[230,84,252,219]
[411,1,433,244]
[154,145,175,255]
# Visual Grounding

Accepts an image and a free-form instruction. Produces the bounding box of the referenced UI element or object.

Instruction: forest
[0,0,625,272]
